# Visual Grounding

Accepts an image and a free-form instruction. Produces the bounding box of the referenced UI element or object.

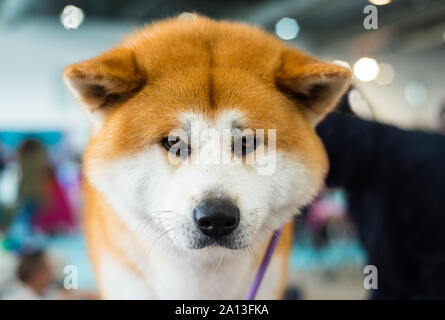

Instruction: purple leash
[245,226,284,300]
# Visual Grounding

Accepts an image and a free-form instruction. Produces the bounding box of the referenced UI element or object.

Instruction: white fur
[97,241,284,299]
[86,110,319,299]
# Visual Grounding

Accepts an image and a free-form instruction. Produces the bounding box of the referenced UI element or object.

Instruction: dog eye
[161,136,191,157]
[233,135,257,156]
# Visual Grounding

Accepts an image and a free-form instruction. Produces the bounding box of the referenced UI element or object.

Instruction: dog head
[64,15,350,253]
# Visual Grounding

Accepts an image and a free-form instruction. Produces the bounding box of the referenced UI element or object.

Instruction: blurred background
[0,0,444,299]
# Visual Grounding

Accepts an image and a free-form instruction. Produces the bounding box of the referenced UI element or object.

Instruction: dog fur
[63,14,350,299]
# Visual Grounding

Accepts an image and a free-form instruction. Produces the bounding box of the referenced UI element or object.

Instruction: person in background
[2,250,58,299]
[18,139,75,234]
[5,139,76,250]
[316,95,445,299]
[2,249,98,300]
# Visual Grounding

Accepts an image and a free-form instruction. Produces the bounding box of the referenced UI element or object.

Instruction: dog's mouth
[187,232,247,250]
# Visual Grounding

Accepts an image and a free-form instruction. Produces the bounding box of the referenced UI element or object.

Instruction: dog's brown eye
[233,135,257,156]
[161,136,191,157]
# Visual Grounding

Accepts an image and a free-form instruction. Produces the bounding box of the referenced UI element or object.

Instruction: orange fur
[64,14,350,299]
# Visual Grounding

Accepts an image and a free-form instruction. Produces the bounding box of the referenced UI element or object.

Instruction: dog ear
[63,47,145,127]
[274,49,351,125]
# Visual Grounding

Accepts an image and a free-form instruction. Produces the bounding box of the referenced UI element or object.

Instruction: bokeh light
[404,82,428,107]
[348,89,373,119]
[368,0,392,5]
[275,17,300,40]
[353,57,380,82]
[60,5,84,30]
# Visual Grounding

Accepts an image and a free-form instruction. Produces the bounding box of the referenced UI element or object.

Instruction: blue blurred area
[0,131,64,160]
[48,234,97,290]
[0,131,62,149]
[0,232,97,293]
[290,238,366,271]
[0,129,95,295]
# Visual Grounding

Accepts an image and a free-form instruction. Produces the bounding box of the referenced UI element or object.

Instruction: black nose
[193,198,240,238]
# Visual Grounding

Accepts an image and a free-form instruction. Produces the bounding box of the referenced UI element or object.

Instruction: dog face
[64,15,350,253]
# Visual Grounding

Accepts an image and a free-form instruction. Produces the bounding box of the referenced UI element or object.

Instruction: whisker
[215,249,226,271]
[149,227,176,256]
[247,243,257,261]
[163,233,178,262]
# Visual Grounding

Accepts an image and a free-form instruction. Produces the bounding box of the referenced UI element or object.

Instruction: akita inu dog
[63,14,350,299]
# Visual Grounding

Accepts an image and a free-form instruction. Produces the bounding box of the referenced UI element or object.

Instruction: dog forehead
[125,16,284,82]
[178,110,244,132]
